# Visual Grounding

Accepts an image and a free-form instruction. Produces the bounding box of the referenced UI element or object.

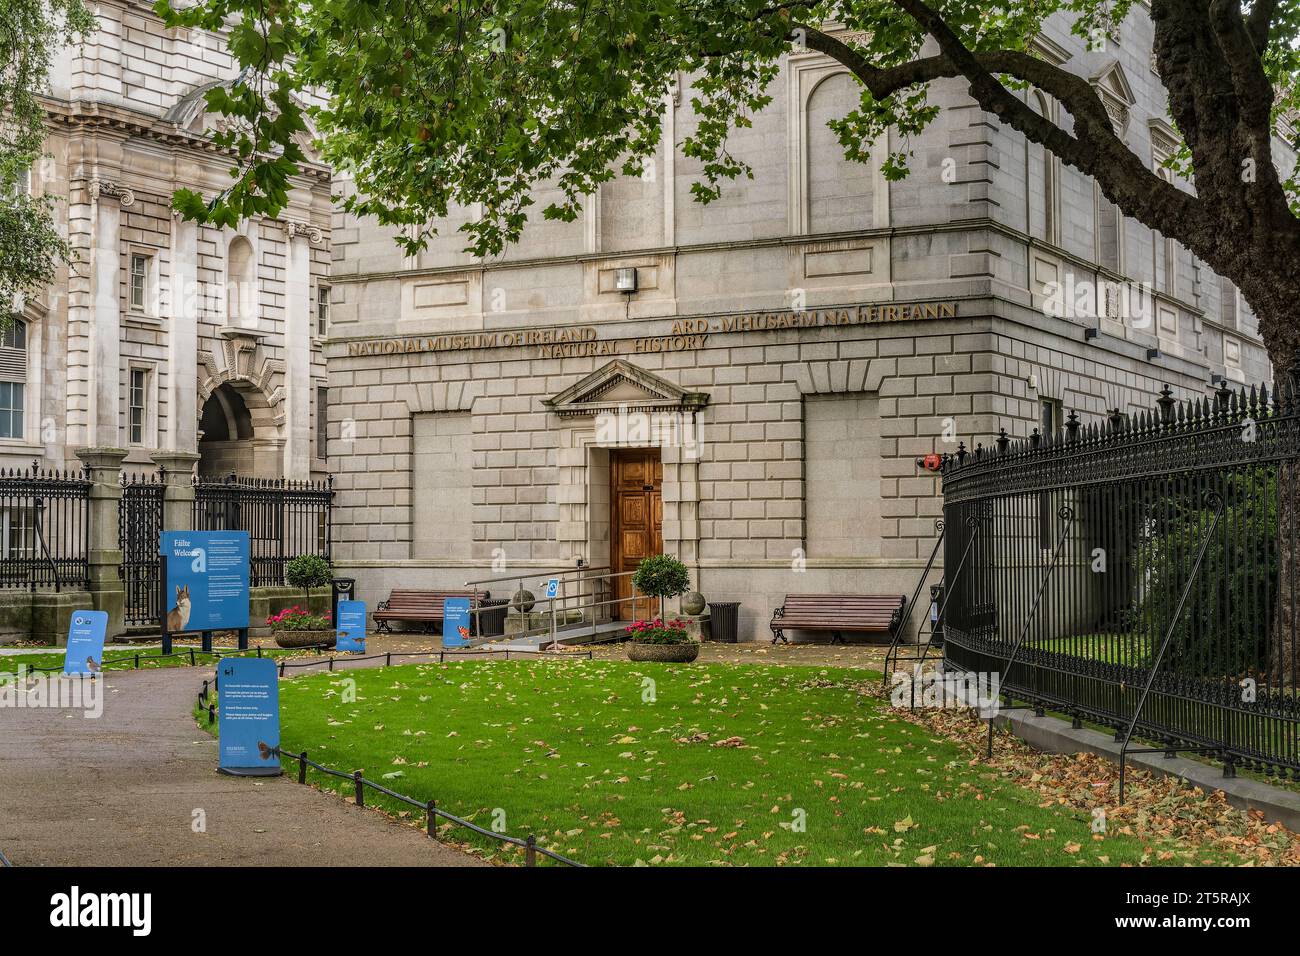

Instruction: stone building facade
[15,0,331,480]
[326,12,1282,641]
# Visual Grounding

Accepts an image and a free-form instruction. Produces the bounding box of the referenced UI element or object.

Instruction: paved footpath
[0,666,483,867]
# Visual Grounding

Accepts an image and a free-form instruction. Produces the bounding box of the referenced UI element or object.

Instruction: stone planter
[273,628,335,649]
[626,641,700,663]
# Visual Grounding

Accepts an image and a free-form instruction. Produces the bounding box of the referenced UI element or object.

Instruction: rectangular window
[316,285,330,337]
[316,385,328,459]
[0,381,24,440]
[129,368,148,445]
[129,254,149,311]
[1039,397,1062,439]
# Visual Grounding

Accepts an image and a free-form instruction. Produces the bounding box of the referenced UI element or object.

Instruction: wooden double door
[610,449,663,621]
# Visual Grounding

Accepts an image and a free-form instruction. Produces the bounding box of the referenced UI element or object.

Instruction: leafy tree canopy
[0,0,96,324]
[155,0,1300,360]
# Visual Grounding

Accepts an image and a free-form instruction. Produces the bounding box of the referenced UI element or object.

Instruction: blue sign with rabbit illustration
[159,530,251,632]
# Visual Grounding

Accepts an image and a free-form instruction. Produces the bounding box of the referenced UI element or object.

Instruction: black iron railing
[119,471,165,626]
[937,379,1300,778]
[0,461,90,591]
[193,474,334,587]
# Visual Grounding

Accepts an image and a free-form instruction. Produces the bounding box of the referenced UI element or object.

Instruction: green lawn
[221,658,1247,867]
[1029,633,1149,666]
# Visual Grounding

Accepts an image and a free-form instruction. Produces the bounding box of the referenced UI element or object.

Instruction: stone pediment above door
[543,360,709,419]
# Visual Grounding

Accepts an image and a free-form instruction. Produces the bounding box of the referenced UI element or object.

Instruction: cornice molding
[43,99,332,185]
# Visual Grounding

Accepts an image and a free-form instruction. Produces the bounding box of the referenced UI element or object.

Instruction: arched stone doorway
[197,381,284,478]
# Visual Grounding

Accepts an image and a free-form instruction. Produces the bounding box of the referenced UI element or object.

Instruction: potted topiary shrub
[631,553,692,617]
[624,617,700,663]
[286,554,333,613]
[267,606,334,648]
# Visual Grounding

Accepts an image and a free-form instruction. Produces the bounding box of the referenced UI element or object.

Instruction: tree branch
[795,16,1208,250]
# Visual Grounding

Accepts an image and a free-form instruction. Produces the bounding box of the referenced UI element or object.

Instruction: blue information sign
[217,657,281,776]
[63,610,108,676]
[442,597,471,648]
[336,600,367,653]
[544,578,560,600]
[160,530,250,632]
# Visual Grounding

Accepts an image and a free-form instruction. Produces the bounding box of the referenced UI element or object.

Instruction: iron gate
[193,474,333,587]
[119,472,164,626]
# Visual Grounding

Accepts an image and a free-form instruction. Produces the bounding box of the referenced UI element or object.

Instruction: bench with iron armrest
[373,589,489,634]
[770,593,906,645]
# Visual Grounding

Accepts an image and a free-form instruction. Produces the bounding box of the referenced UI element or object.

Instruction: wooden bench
[373,589,489,634]
[770,593,906,645]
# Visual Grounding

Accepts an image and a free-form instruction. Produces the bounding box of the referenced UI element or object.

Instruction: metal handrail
[903,513,982,705]
[465,566,673,646]
[882,518,945,687]
[31,500,60,594]
[463,563,613,588]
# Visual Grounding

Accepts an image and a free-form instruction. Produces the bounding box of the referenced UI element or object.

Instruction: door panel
[611,449,663,621]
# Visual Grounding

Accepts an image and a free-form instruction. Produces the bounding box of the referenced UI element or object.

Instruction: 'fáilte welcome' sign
[159,530,251,632]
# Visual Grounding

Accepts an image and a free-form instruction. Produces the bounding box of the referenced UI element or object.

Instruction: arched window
[806,72,874,234]
[0,320,27,440]
[226,237,256,325]
[1028,92,1057,243]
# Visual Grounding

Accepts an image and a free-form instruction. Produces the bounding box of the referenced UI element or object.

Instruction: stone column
[75,446,128,638]
[151,450,200,532]
[167,216,199,452]
[282,225,313,479]
[89,181,131,449]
